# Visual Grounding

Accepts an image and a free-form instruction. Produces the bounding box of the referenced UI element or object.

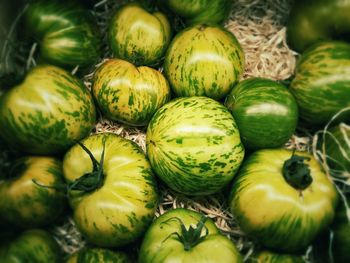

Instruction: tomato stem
[282,151,313,190]
[161,216,209,251]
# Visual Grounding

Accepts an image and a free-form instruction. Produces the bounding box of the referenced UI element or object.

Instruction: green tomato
[162,0,232,25]
[66,248,131,263]
[0,229,61,263]
[249,250,304,263]
[0,156,66,228]
[146,96,244,196]
[229,149,338,252]
[225,78,298,150]
[63,133,158,247]
[108,3,171,66]
[139,208,242,263]
[164,24,244,100]
[24,0,101,69]
[290,41,350,126]
[287,0,350,52]
[0,64,96,155]
[92,58,170,126]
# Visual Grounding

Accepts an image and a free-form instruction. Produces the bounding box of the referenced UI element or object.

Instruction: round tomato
[92,59,170,126]
[108,3,171,66]
[0,156,66,228]
[164,24,244,100]
[0,229,61,263]
[139,208,242,263]
[225,77,298,150]
[0,65,96,155]
[63,133,158,247]
[66,248,131,263]
[146,96,244,196]
[229,149,338,252]
[249,250,304,263]
[24,0,101,69]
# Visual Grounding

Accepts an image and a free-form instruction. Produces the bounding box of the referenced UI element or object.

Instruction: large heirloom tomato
[108,3,171,66]
[164,24,244,100]
[162,0,232,25]
[146,96,244,196]
[24,0,101,69]
[139,208,242,263]
[66,248,131,263]
[0,156,65,228]
[225,78,298,150]
[229,149,338,252]
[290,41,350,126]
[0,229,61,263]
[63,133,158,247]
[92,59,170,126]
[0,65,96,155]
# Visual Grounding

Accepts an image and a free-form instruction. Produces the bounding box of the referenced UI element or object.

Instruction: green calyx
[162,216,209,251]
[282,152,313,190]
[33,138,106,194]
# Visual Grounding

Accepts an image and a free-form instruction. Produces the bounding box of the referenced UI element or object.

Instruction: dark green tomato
[139,208,242,263]
[0,229,61,263]
[229,149,338,252]
[321,123,350,178]
[63,133,158,247]
[225,78,298,150]
[164,24,244,100]
[0,64,96,155]
[249,250,304,263]
[290,41,350,126]
[24,0,101,69]
[146,96,244,196]
[0,156,65,228]
[108,3,171,66]
[66,248,131,263]
[287,0,350,52]
[162,0,231,25]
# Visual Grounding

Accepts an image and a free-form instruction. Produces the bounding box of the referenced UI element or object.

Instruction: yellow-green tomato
[164,24,244,100]
[0,156,65,228]
[139,208,243,263]
[63,133,158,247]
[93,59,170,126]
[66,248,131,263]
[250,250,304,263]
[108,3,171,66]
[229,149,338,252]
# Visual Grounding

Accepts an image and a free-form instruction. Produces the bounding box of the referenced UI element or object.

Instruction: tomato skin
[0,65,96,155]
[66,248,131,263]
[229,149,338,252]
[0,156,66,228]
[92,59,170,126]
[225,78,298,150]
[108,3,171,66]
[63,133,158,247]
[139,208,243,263]
[0,229,61,263]
[249,250,304,263]
[164,24,244,100]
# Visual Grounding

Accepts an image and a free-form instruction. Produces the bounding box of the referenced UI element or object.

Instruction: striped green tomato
[250,250,304,263]
[0,65,96,155]
[225,77,298,150]
[92,59,170,126]
[164,24,244,100]
[0,229,61,263]
[229,149,338,252]
[25,0,101,69]
[63,133,158,247]
[290,41,350,126]
[108,3,171,66]
[146,96,244,196]
[162,0,232,25]
[139,208,242,263]
[0,156,65,228]
[66,248,131,263]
